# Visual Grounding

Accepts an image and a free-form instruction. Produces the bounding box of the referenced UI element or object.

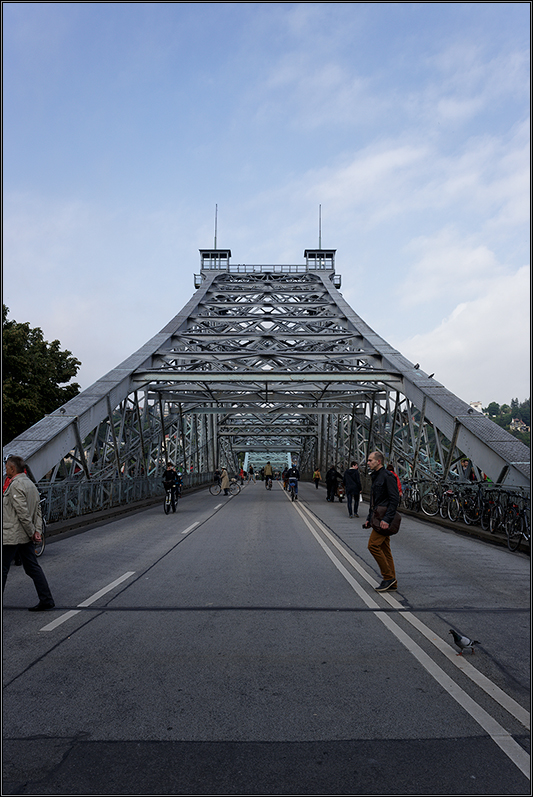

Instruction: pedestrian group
[3,450,401,614]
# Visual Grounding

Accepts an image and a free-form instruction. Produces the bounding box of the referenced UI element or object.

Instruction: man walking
[363,450,400,592]
[3,455,55,611]
[343,461,362,517]
[325,464,342,502]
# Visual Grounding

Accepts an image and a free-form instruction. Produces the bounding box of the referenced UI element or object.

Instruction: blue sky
[3,2,530,406]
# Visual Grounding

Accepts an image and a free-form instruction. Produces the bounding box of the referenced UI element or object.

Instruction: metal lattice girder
[4,249,529,488]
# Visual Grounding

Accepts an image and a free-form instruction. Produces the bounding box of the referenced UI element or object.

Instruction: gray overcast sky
[3,2,530,406]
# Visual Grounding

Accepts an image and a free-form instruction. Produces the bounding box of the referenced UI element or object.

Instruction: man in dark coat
[325,465,342,502]
[363,450,400,592]
[343,461,362,518]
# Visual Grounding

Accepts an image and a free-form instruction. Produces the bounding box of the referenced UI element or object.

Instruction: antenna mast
[318,204,322,249]
[214,204,218,249]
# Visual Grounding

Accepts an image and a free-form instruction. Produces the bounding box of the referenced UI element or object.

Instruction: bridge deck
[3,480,530,795]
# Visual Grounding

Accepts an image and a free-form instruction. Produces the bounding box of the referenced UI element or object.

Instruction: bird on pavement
[449,629,479,655]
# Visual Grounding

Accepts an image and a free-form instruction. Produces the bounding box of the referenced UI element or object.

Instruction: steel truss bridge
[5,247,529,521]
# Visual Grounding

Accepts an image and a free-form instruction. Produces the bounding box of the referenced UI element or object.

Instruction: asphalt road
[2,479,530,795]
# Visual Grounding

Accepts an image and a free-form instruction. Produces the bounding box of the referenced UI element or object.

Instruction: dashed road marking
[39,572,135,632]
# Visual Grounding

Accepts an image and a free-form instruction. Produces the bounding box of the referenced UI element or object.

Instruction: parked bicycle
[420,482,455,519]
[460,483,485,526]
[396,476,529,551]
[504,493,530,552]
[402,480,421,512]
[481,488,503,533]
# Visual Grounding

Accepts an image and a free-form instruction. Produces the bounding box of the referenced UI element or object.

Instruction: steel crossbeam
[4,247,529,509]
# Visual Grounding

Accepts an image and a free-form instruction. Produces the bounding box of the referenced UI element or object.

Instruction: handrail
[200,263,335,273]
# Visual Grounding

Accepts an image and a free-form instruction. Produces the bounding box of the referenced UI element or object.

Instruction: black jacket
[325,468,342,484]
[366,467,400,525]
[343,467,361,494]
[163,468,180,487]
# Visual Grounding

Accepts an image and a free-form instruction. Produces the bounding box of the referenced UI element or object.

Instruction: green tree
[516,398,530,425]
[2,305,81,444]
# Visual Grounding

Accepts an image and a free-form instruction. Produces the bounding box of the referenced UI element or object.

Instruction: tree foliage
[2,305,81,444]
[482,396,530,446]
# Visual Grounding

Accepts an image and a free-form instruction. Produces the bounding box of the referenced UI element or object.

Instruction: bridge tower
[4,245,529,521]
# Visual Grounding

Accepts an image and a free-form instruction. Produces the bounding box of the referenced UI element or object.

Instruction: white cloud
[2,192,201,389]
[395,265,530,405]
[3,4,528,408]
[418,42,530,129]
[260,54,375,130]
[398,228,505,308]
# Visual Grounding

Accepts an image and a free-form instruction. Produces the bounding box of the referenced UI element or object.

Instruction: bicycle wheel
[420,491,439,516]
[489,504,502,534]
[448,496,461,522]
[522,515,531,549]
[506,508,522,551]
[463,498,480,526]
[405,488,417,511]
[164,493,171,514]
[439,495,449,518]
[34,521,46,557]
[171,492,177,512]
[480,502,491,531]
[209,484,221,496]
[229,482,240,495]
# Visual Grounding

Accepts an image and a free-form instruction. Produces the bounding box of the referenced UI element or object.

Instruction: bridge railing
[200,263,334,273]
[39,472,214,524]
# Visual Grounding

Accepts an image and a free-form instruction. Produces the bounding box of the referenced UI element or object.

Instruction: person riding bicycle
[264,461,273,489]
[162,463,180,504]
[287,465,300,500]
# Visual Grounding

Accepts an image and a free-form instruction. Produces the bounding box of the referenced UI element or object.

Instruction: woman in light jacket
[220,467,230,495]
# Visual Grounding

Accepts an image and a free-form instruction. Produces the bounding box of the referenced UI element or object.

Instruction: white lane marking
[214,504,223,509]
[295,504,530,780]
[182,522,200,534]
[298,503,530,731]
[39,572,136,632]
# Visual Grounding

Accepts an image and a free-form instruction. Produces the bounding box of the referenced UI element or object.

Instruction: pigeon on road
[449,629,479,655]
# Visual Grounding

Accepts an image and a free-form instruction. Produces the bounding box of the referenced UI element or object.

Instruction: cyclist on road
[162,463,180,505]
[264,461,273,489]
[287,464,300,500]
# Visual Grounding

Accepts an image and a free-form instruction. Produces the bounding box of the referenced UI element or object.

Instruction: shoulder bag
[371,504,402,535]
